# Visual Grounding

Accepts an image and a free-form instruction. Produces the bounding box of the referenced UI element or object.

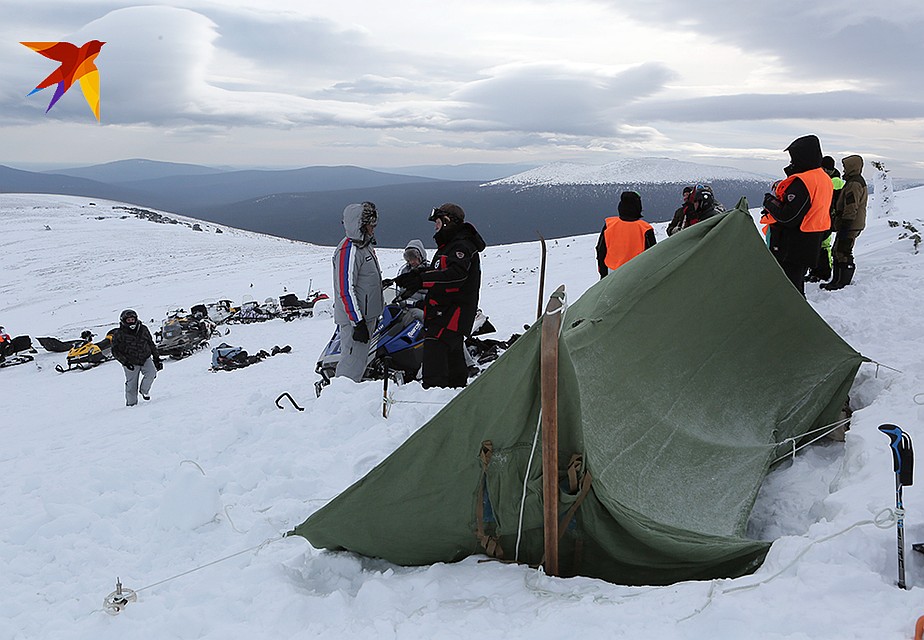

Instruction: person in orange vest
[760,135,833,297]
[595,191,657,279]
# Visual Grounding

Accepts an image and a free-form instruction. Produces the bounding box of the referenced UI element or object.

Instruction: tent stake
[541,285,565,576]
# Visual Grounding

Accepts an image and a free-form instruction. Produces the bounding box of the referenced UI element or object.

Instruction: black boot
[820,261,841,289]
[822,261,852,290]
[840,261,856,286]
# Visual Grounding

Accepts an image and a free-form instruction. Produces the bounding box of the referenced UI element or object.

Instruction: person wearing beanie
[111,309,162,406]
[760,135,834,296]
[332,201,384,382]
[392,202,486,389]
[595,191,657,278]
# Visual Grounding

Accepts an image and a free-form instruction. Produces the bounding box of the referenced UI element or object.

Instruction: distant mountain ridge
[488,158,774,187]
[43,158,228,183]
[1,157,777,245]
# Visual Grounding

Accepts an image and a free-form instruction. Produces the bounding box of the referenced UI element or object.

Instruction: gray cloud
[625,91,924,122]
[445,62,676,136]
[605,1,924,91]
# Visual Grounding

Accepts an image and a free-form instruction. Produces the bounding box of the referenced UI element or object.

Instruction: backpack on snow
[211,343,251,370]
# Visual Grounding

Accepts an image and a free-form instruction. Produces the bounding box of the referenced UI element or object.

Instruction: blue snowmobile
[315,302,424,396]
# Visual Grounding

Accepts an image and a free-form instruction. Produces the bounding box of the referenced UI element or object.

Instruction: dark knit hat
[821,155,836,171]
[617,191,643,217]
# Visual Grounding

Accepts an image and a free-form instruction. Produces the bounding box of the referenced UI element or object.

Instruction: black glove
[762,192,782,218]
[352,321,370,343]
[125,363,134,371]
[393,270,423,291]
[154,359,163,371]
[381,278,394,288]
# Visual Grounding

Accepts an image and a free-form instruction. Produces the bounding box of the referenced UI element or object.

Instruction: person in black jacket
[393,203,485,389]
[110,308,162,406]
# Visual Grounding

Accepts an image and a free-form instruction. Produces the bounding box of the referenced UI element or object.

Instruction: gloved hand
[762,192,782,218]
[154,359,164,371]
[393,270,423,291]
[381,278,394,288]
[352,321,370,343]
[125,363,134,371]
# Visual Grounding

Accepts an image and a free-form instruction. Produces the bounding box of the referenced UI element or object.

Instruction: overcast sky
[2,0,922,177]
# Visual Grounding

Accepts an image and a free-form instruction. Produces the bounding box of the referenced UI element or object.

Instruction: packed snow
[484,158,773,187]
[2,188,924,639]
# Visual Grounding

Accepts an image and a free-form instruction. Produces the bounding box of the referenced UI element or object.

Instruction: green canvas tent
[292,201,866,585]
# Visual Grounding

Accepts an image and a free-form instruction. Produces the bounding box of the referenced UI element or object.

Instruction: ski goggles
[428,207,451,222]
[123,315,138,323]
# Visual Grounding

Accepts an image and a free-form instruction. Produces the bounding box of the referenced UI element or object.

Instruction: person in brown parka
[821,154,867,290]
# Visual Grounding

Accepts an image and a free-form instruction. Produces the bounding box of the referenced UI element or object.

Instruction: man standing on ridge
[822,154,867,290]
[392,203,485,389]
[596,191,656,279]
[332,202,383,382]
[760,135,834,296]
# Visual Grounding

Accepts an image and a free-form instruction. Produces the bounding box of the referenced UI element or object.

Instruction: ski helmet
[692,184,713,206]
[428,203,465,224]
[120,309,139,326]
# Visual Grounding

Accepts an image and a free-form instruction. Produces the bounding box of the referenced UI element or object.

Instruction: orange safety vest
[602,217,652,271]
[770,168,833,232]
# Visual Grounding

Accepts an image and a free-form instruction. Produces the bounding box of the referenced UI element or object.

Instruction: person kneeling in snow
[111,309,162,406]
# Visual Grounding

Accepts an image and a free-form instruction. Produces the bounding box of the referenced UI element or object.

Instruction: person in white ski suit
[331,202,384,382]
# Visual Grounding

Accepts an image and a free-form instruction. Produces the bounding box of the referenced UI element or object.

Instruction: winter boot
[821,261,847,290]
[840,261,856,286]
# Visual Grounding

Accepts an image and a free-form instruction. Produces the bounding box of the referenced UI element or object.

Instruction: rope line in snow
[102,534,285,615]
[520,508,897,621]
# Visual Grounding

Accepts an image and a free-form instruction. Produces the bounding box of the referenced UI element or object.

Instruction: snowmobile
[204,299,236,325]
[37,335,87,353]
[315,302,424,396]
[55,329,116,372]
[228,300,276,324]
[280,290,330,321]
[0,333,37,369]
[155,309,215,360]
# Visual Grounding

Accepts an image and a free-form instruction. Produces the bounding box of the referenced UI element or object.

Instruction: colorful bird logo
[21,40,105,121]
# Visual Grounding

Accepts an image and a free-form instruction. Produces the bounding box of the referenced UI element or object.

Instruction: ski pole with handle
[879,423,914,589]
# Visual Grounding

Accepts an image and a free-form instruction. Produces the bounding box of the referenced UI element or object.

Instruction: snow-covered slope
[2,190,924,640]
[485,157,774,187]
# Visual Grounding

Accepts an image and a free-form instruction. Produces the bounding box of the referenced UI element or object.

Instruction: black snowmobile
[55,329,117,372]
[0,333,37,369]
[155,307,215,360]
[280,290,330,321]
[37,335,87,353]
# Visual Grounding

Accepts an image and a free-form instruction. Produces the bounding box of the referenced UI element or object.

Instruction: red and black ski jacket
[418,222,486,338]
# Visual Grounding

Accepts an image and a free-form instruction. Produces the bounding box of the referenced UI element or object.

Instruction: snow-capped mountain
[2,189,924,640]
[485,157,774,187]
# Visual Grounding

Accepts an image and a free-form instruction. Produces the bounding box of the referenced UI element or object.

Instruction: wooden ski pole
[541,285,565,576]
[536,233,547,321]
